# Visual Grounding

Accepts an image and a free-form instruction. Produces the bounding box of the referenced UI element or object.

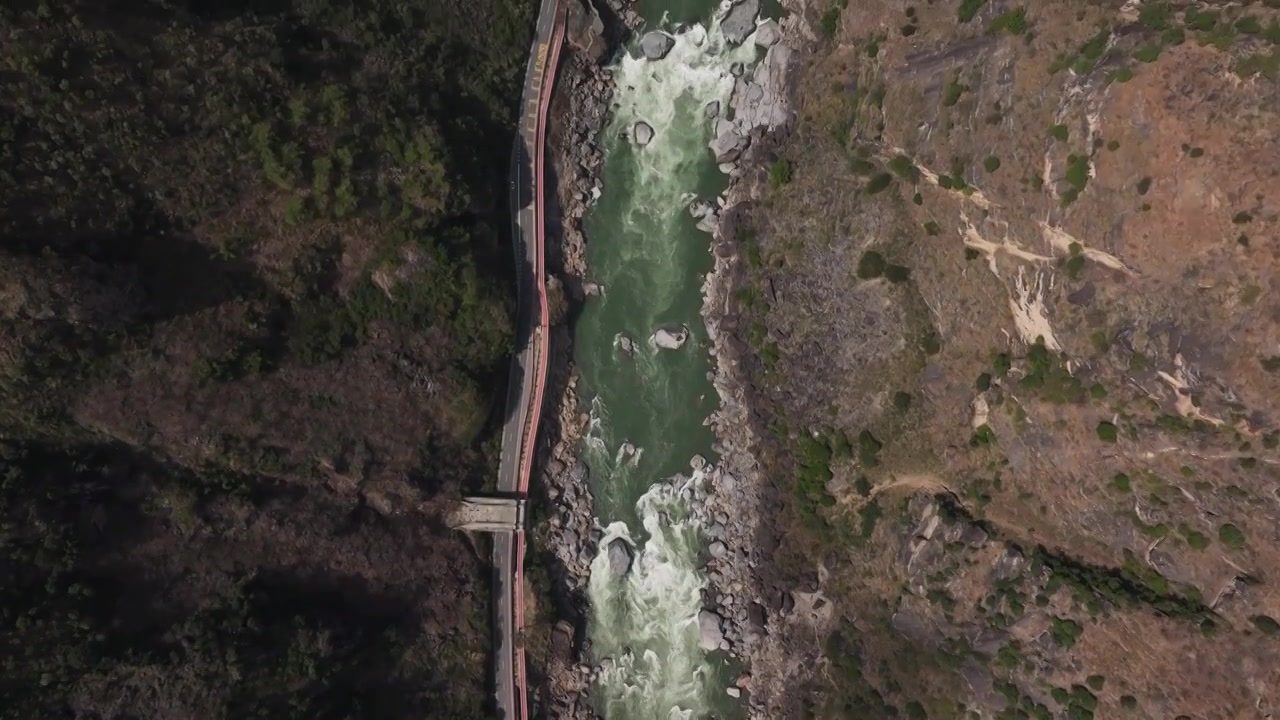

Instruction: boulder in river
[633,121,654,147]
[721,0,759,45]
[704,100,720,121]
[640,31,675,60]
[698,609,725,650]
[651,325,690,350]
[753,18,781,47]
[607,538,634,577]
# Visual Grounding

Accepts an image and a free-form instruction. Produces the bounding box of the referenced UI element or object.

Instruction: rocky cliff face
[723,0,1280,717]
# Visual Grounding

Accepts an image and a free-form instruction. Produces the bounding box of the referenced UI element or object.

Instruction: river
[574,2,759,718]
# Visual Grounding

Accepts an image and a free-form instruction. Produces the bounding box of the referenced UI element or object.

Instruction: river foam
[580,4,758,718]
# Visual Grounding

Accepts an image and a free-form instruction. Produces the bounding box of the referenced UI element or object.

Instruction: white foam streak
[584,6,755,718]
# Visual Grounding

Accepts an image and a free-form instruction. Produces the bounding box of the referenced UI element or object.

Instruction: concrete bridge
[447,496,526,532]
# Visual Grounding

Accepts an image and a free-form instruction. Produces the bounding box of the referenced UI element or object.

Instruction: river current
[574,3,758,718]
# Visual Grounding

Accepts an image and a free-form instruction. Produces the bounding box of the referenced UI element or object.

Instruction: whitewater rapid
[579,6,758,719]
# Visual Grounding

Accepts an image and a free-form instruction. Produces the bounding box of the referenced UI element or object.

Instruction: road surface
[493,0,564,718]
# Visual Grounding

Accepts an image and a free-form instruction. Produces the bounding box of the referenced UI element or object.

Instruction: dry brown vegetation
[735,0,1280,717]
[0,0,534,716]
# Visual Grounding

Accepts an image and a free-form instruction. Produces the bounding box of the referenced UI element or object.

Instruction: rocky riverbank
[535,0,812,716]
[693,0,811,715]
[535,2,642,717]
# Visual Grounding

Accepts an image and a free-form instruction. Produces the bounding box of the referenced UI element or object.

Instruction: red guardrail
[514,5,565,720]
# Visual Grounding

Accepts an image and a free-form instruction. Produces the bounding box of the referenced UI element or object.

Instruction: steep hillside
[733,0,1280,717]
[0,0,531,716]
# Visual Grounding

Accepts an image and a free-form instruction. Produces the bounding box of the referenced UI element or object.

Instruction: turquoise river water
[575,2,760,718]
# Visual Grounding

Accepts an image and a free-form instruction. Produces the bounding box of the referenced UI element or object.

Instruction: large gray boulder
[709,119,748,163]
[721,0,759,45]
[753,18,781,47]
[651,325,690,350]
[698,609,725,650]
[607,538,634,576]
[633,121,654,147]
[640,31,676,60]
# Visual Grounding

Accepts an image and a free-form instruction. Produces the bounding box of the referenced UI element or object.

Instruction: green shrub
[976,372,992,391]
[1185,7,1218,32]
[1139,1,1170,30]
[866,173,894,194]
[884,264,911,283]
[1048,124,1069,141]
[888,154,920,180]
[1134,45,1162,63]
[1218,523,1246,549]
[854,475,872,496]
[1088,383,1106,399]
[1120,695,1138,710]
[1233,211,1253,224]
[857,250,887,279]
[857,430,883,467]
[893,391,913,411]
[1086,675,1105,691]
[921,331,941,355]
[1065,254,1086,279]
[1183,529,1210,550]
[989,7,1028,34]
[983,155,1001,172]
[992,352,1011,376]
[1064,154,1090,191]
[820,6,842,36]
[1050,616,1084,647]
[1136,176,1152,195]
[970,424,997,447]
[1106,66,1135,83]
[1111,472,1131,492]
[1096,421,1118,443]
[924,220,942,236]
[943,77,966,107]
[769,159,793,187]
[1252,615,1280,636]
[958,0,988,23]
[1235,16,1262,35]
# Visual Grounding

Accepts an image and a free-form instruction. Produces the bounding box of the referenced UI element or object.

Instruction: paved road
[494,1,563,718]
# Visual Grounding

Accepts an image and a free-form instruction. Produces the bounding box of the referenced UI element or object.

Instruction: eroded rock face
[720,0,760,45]
[640,31,675,60]
[565,0,607,62]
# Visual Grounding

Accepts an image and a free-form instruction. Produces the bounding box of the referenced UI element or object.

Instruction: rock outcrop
[720,0,760,45]
[565,0,607,62]
[707,28,797,172]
